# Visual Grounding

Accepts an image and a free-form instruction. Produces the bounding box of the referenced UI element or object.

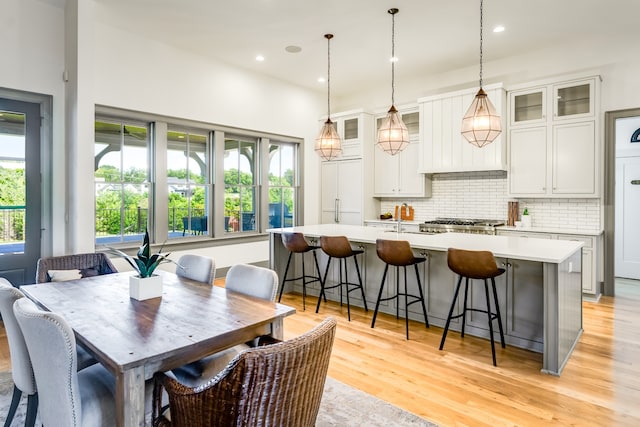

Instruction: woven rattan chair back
[153,317,337,427]
[35,252,117,283]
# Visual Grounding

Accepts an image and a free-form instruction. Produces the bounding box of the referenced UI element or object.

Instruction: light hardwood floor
[2,279,638,426]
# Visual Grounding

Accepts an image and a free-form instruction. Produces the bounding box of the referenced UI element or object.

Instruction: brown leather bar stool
[316,236,368,321]
[439,248,506,366]
[372,239,429,339]
[278,232,322,310]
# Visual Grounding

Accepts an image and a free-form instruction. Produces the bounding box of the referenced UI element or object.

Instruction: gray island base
[268,224,584,376]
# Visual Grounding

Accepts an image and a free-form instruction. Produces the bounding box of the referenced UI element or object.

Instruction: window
[268,142,297,229]
[94,121,149,244]
[167,129,210,239]
[94,108,302,246]
[224,136,257,233]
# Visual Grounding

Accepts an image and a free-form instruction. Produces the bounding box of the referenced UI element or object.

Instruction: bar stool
[372,239,429,339]
[278,232,322,310]
[439,248,506,366]
[316,236,368,321]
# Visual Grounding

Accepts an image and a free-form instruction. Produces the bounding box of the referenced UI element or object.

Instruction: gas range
[419,218,505,235]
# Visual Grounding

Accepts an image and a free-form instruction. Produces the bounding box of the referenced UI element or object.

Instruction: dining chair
[171,263,278,386]
[175,254,215,284]
[0,278,37,427]
[12,297,118,426]
[35,252,117,283]
[153,317,337,427]
[0,279,100,427]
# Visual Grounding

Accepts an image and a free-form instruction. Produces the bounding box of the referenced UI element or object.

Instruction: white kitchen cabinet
[373,108,431,197]
[508,76,600,198]
[320,109,378,225]
[418,83,507,173]
[319,109,373,160]
[496,228,601,297]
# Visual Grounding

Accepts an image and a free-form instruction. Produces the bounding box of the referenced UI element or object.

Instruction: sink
[382,230,434,235]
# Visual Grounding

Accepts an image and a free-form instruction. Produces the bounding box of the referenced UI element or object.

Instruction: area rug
[0,371,436,426]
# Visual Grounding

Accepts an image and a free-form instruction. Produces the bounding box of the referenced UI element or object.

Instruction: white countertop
[268,224,583,264]
[496,226,603,236]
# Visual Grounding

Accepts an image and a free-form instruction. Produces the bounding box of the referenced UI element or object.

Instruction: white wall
[335,35,640,113]
[89,22,324,265]
[0,0,67,254]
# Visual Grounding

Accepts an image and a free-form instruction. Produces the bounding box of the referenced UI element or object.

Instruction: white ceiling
[92,0,638,97]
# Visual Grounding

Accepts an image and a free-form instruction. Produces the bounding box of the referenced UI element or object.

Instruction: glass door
[0,98,41,285]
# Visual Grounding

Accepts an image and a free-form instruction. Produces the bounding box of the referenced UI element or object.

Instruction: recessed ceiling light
[493,25,505,33]
[285,45,302,53]
[317,77,326,83]
[256,55,265,62]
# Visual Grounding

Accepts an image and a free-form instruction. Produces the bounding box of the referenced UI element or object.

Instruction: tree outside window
[224,137,257,233]
[94,121,149,244]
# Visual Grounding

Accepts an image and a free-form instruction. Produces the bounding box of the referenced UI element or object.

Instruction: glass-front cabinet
[553,80,595,120]
[511,88,546,125]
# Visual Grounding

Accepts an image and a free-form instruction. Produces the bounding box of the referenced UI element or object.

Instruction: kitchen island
[268,224,584,375]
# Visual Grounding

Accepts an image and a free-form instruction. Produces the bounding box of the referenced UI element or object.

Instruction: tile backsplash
[380,171,601,231]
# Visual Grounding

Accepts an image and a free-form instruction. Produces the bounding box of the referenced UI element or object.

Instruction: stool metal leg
[461,277,470,338]
[439,275,464,350]
[278,251,294,303]
[371,263,389,328]
[491,277,506,348]
[353,254,368,312]
[484,278,498,366]
[403,266,410,340]
[343,258,351,321]
[313,250,326,302]
[414,263,429,328]
[395,266,400,319]
[301,252,307,310]
[316,256,333,313]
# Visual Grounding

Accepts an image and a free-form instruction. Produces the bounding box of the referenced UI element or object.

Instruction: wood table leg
[116,366,146,427]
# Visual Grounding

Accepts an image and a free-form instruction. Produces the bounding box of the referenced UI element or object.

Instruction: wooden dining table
[20,270,296,427]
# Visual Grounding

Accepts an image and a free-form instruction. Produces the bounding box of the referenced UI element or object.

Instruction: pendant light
[315,34,342,161]
[377,8,409,156]
[461,0,502,148]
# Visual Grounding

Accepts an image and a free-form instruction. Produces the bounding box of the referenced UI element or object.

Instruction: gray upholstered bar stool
[278,232,322,310]
[372,239,429,339]
[316,235,368,321]
[439,248,506,366]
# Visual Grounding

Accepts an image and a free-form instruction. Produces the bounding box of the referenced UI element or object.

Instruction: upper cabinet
[418,83,507,173]
[318,109,374,161]
[373,106,431,197]
[508,76,601,198]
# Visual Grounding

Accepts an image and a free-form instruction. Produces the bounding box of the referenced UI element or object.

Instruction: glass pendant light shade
[377,8,409,156]
[315,118,342,161]
[377,105,409,155]
[461,88,502,148]
[462,0,502,148]
[315,33,342,161]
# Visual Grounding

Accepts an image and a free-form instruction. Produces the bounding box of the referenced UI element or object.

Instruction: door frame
[604,107,640,296]
[0,87,53,269]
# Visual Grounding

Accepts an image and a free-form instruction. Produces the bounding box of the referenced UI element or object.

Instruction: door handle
[631,180,640,185]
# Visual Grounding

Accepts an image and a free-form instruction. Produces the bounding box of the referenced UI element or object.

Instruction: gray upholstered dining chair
[13,297,118,426]
[35,252,117,283]
[224,263,278,301]
[175,254,215,284]
[153,317,337,427]
[0,279,99,427]
[0,278,37,427]
[171,263,279,386]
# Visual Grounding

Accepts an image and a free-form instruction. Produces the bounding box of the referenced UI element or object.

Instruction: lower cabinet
[496,229,601,297]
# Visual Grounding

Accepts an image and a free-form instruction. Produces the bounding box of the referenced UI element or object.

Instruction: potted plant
[106,229,173,300]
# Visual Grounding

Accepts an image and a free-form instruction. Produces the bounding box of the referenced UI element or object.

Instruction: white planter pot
[129,274,163,300]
